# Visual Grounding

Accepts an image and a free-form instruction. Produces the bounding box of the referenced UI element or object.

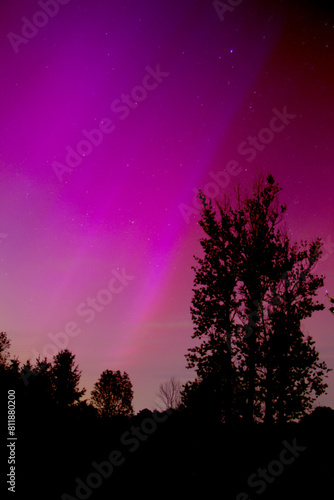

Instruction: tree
[235,173,290,423]
[156,377,182,410]
[185,189,250,423]
[51,350,85,408]
[259,238,330,423]
[0,331,11,366]
[184,173,331,423]
[0,333,22,401]
[30,357,55,406]
[91,370,134,417]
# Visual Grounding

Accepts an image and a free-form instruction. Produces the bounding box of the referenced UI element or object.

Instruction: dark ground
[2,402,333,500]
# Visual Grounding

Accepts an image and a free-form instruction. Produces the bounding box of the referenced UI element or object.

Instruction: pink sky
[0,0,333,412]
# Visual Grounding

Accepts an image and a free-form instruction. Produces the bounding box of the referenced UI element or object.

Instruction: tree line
[0,337,134,418]
[0,172,332,425]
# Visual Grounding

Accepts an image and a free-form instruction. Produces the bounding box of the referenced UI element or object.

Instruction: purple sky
[0,0,333,412]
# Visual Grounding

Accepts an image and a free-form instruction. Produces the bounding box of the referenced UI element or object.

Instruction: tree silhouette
[185,173,331,423]
[91,369,134,417]
[184,188,250,423]
[156,377,182,410]
[0,331,11,366]
[259,238,330,423]
[0,332,22,392]
[29,357,55,407]
[236,173,291,423]
[51,349,85,408]
[326,291,334,315]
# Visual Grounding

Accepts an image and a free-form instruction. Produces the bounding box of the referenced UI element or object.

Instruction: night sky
[0,0,333,413]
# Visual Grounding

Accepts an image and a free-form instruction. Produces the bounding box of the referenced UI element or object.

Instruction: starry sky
[0,0,333,413]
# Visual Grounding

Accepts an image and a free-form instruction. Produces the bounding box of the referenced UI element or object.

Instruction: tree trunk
[224,346,233,424]
[245,332,256,424]
[264,364,274,424]
[277,354,288,424]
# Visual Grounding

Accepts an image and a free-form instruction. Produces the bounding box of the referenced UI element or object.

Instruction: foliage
[51,349,86,407]
[184,173,331,423]
[0,331,11,366]
[91,369,134,417]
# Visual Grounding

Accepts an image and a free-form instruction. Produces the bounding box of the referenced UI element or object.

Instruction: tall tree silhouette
[185,193,245,423]
[91,369,134,417]
[236,174,290,423]
[185,173,330,423]
[260,238,330,423]
[51,349,85,408]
